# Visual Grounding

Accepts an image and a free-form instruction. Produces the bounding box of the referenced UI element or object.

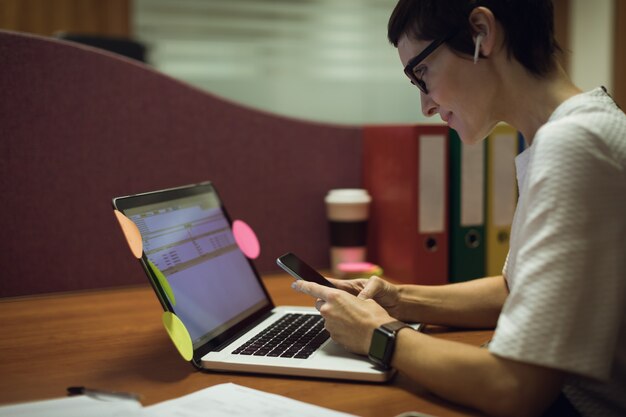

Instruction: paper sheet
[0,395,142,417]
[0,384,357,417]
[142,383,357,417]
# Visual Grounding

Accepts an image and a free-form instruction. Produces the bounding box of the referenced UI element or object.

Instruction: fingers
[291,280,334,301]
[326,277,359,294]
[326,277,343,287]
[357,276,383,300]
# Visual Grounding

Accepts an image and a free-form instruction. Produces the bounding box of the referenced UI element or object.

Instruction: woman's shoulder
[534,89,626,165]
[550,86,624,119]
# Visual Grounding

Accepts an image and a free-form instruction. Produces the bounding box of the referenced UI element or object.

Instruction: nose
[420,92,438,117]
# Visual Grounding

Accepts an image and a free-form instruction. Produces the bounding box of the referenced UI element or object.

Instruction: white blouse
[489,87,626,416]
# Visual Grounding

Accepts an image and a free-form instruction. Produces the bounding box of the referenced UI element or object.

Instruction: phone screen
[276,252,336,288]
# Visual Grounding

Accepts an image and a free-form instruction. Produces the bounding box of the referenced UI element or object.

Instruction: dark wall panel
[0,30,362,297]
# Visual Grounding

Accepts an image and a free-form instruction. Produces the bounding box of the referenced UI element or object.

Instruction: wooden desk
[0,274,492,416]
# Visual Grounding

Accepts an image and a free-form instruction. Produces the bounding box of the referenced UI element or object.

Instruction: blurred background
[1,0,623,124]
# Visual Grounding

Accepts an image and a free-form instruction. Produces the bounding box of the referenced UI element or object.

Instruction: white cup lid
[325,189,371,204]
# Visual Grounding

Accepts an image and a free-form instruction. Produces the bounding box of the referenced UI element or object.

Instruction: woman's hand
[327,276,404,319]
[292,280,394,355]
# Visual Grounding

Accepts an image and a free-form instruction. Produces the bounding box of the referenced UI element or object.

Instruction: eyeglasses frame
[403,34,455,95]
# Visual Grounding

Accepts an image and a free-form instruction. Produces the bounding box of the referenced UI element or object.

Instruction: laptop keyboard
[232,313,330,359]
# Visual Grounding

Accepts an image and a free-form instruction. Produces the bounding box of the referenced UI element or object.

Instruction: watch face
[369,328,389,360]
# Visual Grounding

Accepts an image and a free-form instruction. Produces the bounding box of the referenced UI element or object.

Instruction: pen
[67,386,141,401]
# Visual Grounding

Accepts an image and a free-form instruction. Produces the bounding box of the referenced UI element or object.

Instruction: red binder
[363,125,449,285]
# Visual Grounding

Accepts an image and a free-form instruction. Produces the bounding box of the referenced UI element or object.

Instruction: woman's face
[397,33,497,144]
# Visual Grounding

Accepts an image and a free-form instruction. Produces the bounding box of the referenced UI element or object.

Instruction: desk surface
[0,274,492,417]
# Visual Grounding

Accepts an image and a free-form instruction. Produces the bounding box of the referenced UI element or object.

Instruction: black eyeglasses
[403,36,451,95]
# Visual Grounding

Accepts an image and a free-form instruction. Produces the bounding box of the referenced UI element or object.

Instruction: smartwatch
[368,320,411,370]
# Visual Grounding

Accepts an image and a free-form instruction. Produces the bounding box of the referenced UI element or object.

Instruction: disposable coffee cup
[325,189,371,276]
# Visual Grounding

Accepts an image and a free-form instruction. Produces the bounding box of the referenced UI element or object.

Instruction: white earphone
[474,33,485,64]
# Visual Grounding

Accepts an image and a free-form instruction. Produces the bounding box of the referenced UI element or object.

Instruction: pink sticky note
[337,262,378,273]
[233,220,260,259]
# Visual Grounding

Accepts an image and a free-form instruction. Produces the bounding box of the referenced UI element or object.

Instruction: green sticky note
[147,260,176,306]
[162,312,193,361]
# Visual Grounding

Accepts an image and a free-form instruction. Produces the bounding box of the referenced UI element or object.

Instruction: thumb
[357,277,379,300]
[291,279,331,301]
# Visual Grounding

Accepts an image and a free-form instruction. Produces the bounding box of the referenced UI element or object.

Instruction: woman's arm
[333,275,509,328]
[392,328,565,417]
[394,275,509,328]
[294,280,564,417]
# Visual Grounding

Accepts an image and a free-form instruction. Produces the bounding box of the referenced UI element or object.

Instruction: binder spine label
[418,134,446,233]
[492,134,518,227]
[460,142,485,227]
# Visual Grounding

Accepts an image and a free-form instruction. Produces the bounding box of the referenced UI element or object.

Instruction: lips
[440,112,452,124]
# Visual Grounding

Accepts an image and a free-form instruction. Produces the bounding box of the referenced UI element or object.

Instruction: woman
[292,1,626,416]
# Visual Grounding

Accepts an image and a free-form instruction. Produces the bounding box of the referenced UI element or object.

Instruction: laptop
[112,181,393,382]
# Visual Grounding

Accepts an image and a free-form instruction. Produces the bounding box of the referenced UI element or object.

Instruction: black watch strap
[381,320,411,334]
[368,320,411,370]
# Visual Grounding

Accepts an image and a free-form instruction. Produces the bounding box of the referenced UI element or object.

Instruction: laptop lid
[112,181,275,363]
[113,181,393,382]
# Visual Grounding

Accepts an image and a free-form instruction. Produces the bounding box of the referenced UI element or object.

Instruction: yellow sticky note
[162,312,193,361]
[147,260,176,306]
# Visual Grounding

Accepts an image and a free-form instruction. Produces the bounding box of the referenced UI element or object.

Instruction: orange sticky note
[113,210,143,259]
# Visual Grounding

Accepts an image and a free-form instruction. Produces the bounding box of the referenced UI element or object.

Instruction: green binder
[448,129,486,282]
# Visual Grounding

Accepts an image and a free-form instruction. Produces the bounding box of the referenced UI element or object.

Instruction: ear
[468,6,498,58]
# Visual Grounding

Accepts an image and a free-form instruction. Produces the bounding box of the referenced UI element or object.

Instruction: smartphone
[276,252,336,288]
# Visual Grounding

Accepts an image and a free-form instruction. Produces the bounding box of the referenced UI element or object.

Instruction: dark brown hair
[388,0,562,76]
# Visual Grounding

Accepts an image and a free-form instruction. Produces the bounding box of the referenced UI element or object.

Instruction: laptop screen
[119,184,270,349]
